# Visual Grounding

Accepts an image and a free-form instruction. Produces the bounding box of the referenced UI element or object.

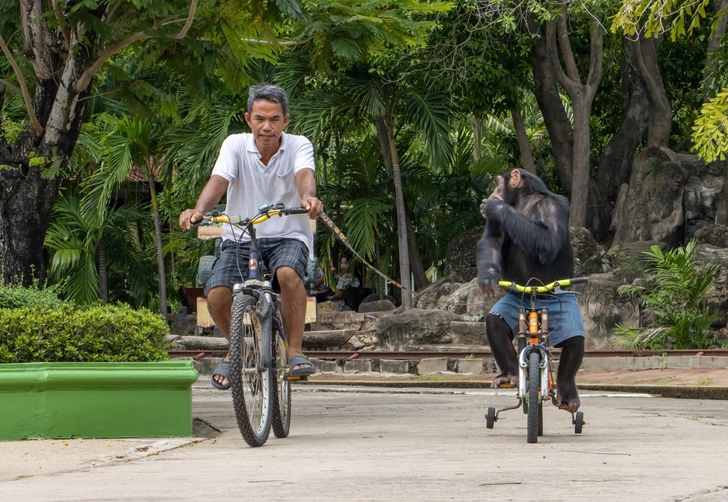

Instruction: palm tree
[81,115,171,316]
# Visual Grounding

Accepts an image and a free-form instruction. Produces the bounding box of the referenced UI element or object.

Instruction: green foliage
[692,89,728,162]
[0,304,169,363]
[0,281,64,310]
[615,241,719,350]
[611,0,711,40]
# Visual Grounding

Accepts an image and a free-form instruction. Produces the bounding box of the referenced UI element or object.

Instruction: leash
[318,212,420,298]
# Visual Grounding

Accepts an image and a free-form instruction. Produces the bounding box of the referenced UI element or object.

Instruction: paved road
[1,385,727,502]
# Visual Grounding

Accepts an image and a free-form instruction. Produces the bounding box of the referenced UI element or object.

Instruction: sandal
[287,355,316,377]
[211,360,231,390]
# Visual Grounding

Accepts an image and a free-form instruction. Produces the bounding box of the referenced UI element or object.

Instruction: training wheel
[486,407,496,429]
[573,411,584,434]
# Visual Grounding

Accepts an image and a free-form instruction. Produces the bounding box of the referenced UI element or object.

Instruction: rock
[694,244,728,329]
[415,279,461,310]
[612,150,726,247]
[449,321,488,345]
[694,224,728,248]
[377,309,463,349]
[576,272,640,349]
[358,299,396,313]
[444,226,483,282]
[570,226,604,276]
[317,301,341,313]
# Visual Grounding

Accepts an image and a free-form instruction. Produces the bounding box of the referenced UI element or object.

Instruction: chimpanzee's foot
[491,372,518,389]
[554,385,580,413]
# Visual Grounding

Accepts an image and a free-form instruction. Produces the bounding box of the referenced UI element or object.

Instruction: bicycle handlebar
[193,204,309,227]
[497,276,588,294]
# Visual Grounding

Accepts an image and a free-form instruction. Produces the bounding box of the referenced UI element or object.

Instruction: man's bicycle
[195,203,309,447]
[485,277,588,444]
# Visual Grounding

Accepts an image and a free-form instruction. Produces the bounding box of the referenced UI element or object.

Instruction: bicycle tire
[271,311,291,438]
[229,294,273,447]
[526,351,541,444]
[538,402,543,436]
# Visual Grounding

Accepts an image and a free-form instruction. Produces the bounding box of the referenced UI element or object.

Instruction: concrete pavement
[1,382,727,502]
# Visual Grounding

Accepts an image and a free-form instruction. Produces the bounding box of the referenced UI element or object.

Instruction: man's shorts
[489,292,585,347]
[204,238,308,296]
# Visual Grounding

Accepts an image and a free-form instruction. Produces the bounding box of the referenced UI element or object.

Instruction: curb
[293,380,728,400]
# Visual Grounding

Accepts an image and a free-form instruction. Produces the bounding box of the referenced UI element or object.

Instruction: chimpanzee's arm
[477,218,503,287]
[497,196,569,264]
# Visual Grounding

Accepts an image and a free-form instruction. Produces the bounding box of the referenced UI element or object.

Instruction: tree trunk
[405,210,428,290]
[97,237,109,303]
[529,16,574,192]
[511,108,537,174]
[473,117,483,161]
[149,179,168,316]
[0,166,60,286]
[375,232,384,299]
[631,35,671,148]
[546,15,603,229]
[374,114,412,310]
[596,38,650,207]
[569,105,591,227]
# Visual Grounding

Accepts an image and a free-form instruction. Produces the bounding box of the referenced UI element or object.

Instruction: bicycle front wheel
[526,351,541,444]
[229,294,273,447]
[271,312,291,438]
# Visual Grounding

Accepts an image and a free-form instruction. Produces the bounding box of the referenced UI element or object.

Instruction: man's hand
[301,196,323,219]
[179,209,205,230]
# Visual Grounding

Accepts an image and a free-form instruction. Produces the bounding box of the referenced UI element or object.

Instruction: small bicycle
[485,277,588,444]
[195,203,309,447]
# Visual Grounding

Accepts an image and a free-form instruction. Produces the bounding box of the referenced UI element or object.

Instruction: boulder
[576,272,640,349]
[694,244,728,329]
[415,279,462,310]
[570,226,605,276]
[377,309,463,349]
[444,226,483,282]
[358,299,396,313]
[694,224,728,248]
[611,148,689,247]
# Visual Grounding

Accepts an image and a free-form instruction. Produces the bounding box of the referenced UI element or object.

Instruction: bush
[0,281,64,310]
[0,303,169,363]
[615,240,719,350]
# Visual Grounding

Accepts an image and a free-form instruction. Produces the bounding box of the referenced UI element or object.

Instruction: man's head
[245,84,290,152]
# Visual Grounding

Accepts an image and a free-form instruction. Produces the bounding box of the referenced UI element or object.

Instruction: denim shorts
[489,292,585,347]
[204,238,308,295]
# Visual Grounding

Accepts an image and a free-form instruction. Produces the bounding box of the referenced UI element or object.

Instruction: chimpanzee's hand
[480,198,505,220]
[477,266,501,298]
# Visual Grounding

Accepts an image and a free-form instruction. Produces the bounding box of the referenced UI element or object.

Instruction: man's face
[244,99,290,150]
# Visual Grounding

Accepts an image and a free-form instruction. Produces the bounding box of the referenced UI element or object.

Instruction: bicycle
[484,277,588,444]
[194,203,309,447]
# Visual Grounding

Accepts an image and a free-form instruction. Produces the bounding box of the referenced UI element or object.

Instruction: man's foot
[491,372,518,389]
[211,358,231,390]
[287,354,316,377]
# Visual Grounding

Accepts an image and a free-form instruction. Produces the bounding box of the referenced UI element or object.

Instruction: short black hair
[247,84,288,115]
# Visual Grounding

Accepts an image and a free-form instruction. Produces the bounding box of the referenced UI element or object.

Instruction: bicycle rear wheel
[526,351,541,444]
[229,294,273,447]
[271,312,291,438]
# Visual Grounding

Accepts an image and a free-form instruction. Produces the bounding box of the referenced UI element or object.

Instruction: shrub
[615,240,719,350]
[0,281,64,310]
[0,303,169,363]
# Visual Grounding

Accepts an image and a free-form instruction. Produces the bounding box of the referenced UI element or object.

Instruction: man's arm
[179,175,230,229]
[295,168,323,219]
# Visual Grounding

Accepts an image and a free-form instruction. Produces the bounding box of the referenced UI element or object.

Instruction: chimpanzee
[477,168,585,413]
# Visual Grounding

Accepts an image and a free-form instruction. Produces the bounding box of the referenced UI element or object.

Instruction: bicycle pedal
[497,383,514,389]
[285,375,307,381]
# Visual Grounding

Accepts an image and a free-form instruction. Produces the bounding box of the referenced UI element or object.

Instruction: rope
[318,212,420,298]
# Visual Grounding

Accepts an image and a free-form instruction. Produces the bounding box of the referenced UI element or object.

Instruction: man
[180,84,322,390]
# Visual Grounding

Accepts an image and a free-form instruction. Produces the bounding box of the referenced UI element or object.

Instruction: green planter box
[0,360,198,441]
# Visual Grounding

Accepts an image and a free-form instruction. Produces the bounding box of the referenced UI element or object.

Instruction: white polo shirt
[211,132,315,255]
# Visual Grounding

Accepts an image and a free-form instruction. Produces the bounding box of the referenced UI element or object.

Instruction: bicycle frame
[485,277,588,442]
